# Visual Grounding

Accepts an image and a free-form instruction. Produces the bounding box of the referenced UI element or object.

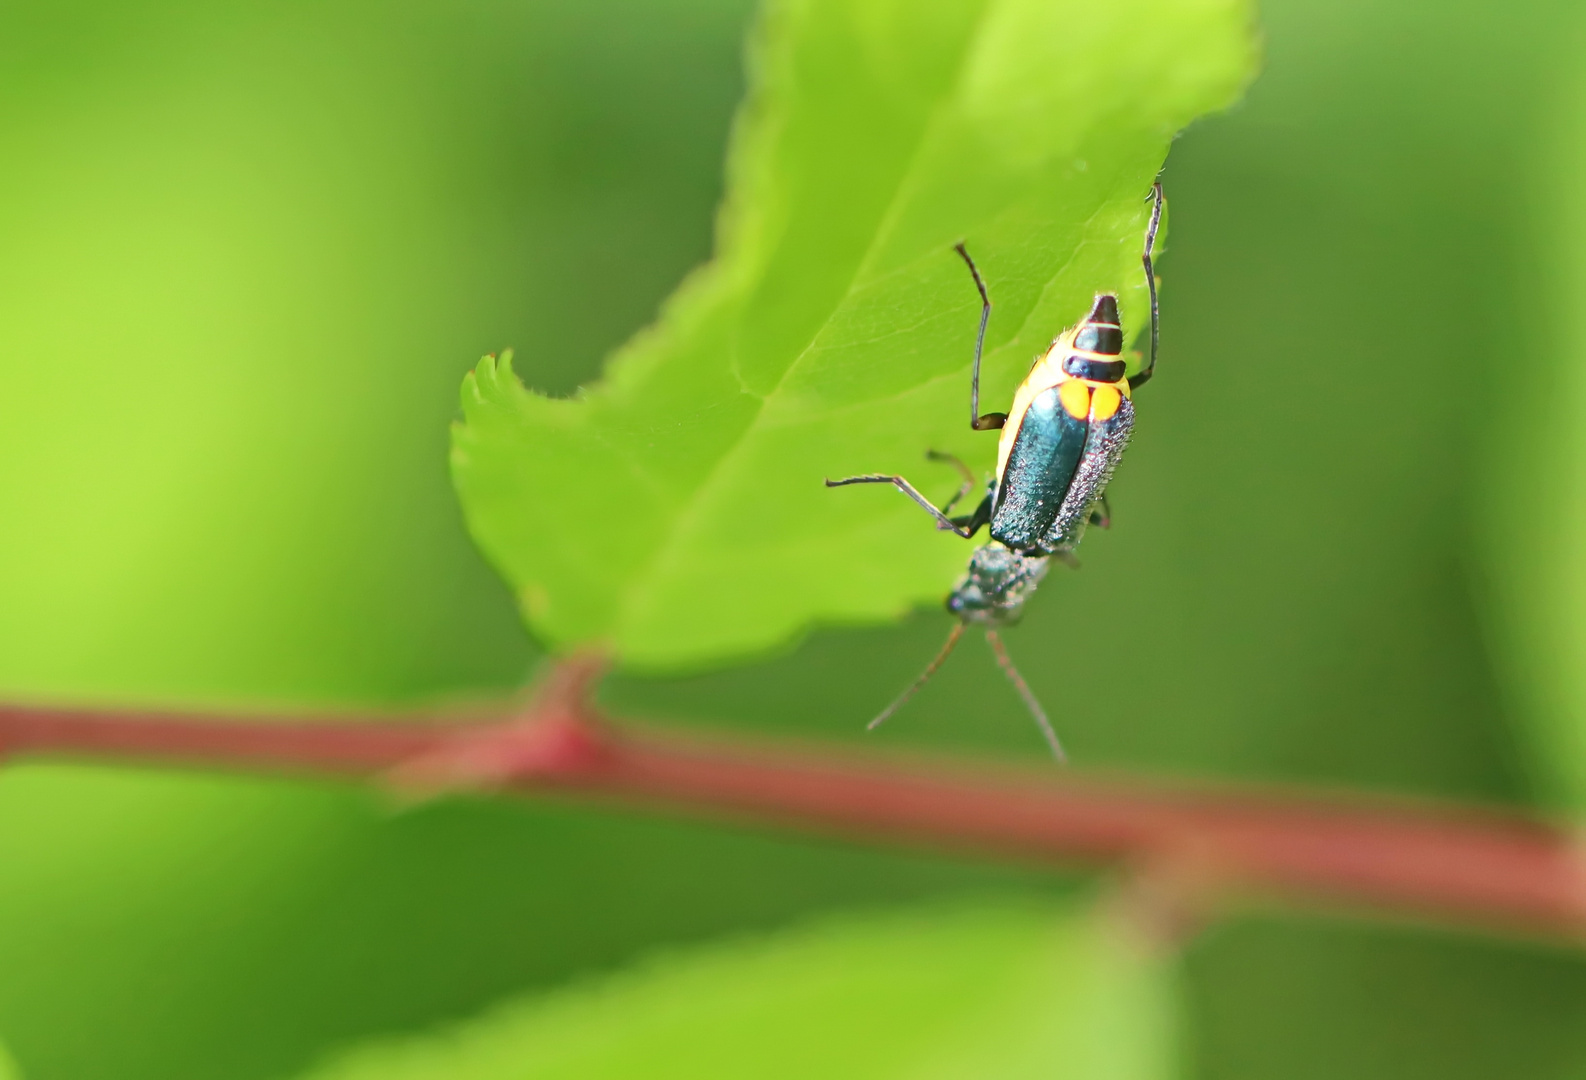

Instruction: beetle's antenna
[986,630,1066,762]
[868,622,965,730]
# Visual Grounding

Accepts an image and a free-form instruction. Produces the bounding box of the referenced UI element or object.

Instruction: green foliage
[452,0,1257,668]
[1481,46,1586,811]
[4,1,1586,1080]
[294,902,1177,1080]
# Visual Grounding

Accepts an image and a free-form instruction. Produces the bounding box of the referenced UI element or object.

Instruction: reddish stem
[0,660,1582,943]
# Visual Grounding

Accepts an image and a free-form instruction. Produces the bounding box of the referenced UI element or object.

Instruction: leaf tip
[461,349,534,416]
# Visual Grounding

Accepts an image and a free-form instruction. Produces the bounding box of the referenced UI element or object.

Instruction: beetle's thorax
[945,542,1050,625]
[995,294,1131,482]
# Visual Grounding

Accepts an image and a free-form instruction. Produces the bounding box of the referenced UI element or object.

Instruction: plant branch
[0,656,1583,944]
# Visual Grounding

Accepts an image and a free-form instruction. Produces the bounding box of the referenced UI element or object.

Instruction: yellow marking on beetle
[1090,383,1122,421]
[995,329,1078,480]
[993,323,1136,481]
[1059,380,1092,419]
[996,383,1038,481]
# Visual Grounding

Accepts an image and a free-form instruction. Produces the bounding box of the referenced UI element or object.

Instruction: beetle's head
[946,542,1050,625]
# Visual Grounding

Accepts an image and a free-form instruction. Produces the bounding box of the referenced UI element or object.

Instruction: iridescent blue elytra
[825,183,1164,760]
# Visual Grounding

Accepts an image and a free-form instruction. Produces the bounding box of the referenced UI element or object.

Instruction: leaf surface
[292,901,1180,1080]
[1482,53,1586,810]
[453,0,1258,666]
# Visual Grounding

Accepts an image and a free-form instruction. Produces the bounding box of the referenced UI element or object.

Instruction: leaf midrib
[610,0,1025,643]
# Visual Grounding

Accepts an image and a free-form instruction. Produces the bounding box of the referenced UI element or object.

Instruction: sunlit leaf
[452,0,1258,667]
[293,901,1179,1080]
[1483,57,1586,810]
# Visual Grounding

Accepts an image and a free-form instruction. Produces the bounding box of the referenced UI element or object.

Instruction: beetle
[825,182,1164,760]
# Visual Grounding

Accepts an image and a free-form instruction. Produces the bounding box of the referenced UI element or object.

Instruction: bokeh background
[3,0,1586,1076]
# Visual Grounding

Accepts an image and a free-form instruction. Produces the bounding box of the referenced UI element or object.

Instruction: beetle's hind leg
[1128,182,1165,391]
[954,243,1008,432]
[1088,493,1112,529]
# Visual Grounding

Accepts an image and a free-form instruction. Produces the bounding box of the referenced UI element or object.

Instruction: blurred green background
[3,0,1586,1077]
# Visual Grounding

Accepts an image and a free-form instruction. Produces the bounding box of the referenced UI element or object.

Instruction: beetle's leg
[954,243,1007,431]
[923,450,992,533]
[825,473,980,538]
[1128,182,1165,391]
[986,630,1066,762]
[924,449,977,514]
[1088,493,1112,529]
[949,492,993,536]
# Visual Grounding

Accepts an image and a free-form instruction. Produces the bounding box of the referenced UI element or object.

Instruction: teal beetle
[826,183,1164,760]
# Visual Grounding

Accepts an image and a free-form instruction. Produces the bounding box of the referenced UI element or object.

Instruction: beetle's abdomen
[990,386,1088,553]
[1062,296,1126,381]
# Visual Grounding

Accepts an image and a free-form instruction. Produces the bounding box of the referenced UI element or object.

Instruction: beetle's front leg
[948,491,993,536]
[824,473,981,538]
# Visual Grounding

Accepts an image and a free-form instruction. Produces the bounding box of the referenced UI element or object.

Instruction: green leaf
[1482,49,1586,811]
[292,900,1180,1080]
[453,0,1258,667]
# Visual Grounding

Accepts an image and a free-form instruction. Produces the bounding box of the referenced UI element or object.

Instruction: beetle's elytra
[826,183,1164,760]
